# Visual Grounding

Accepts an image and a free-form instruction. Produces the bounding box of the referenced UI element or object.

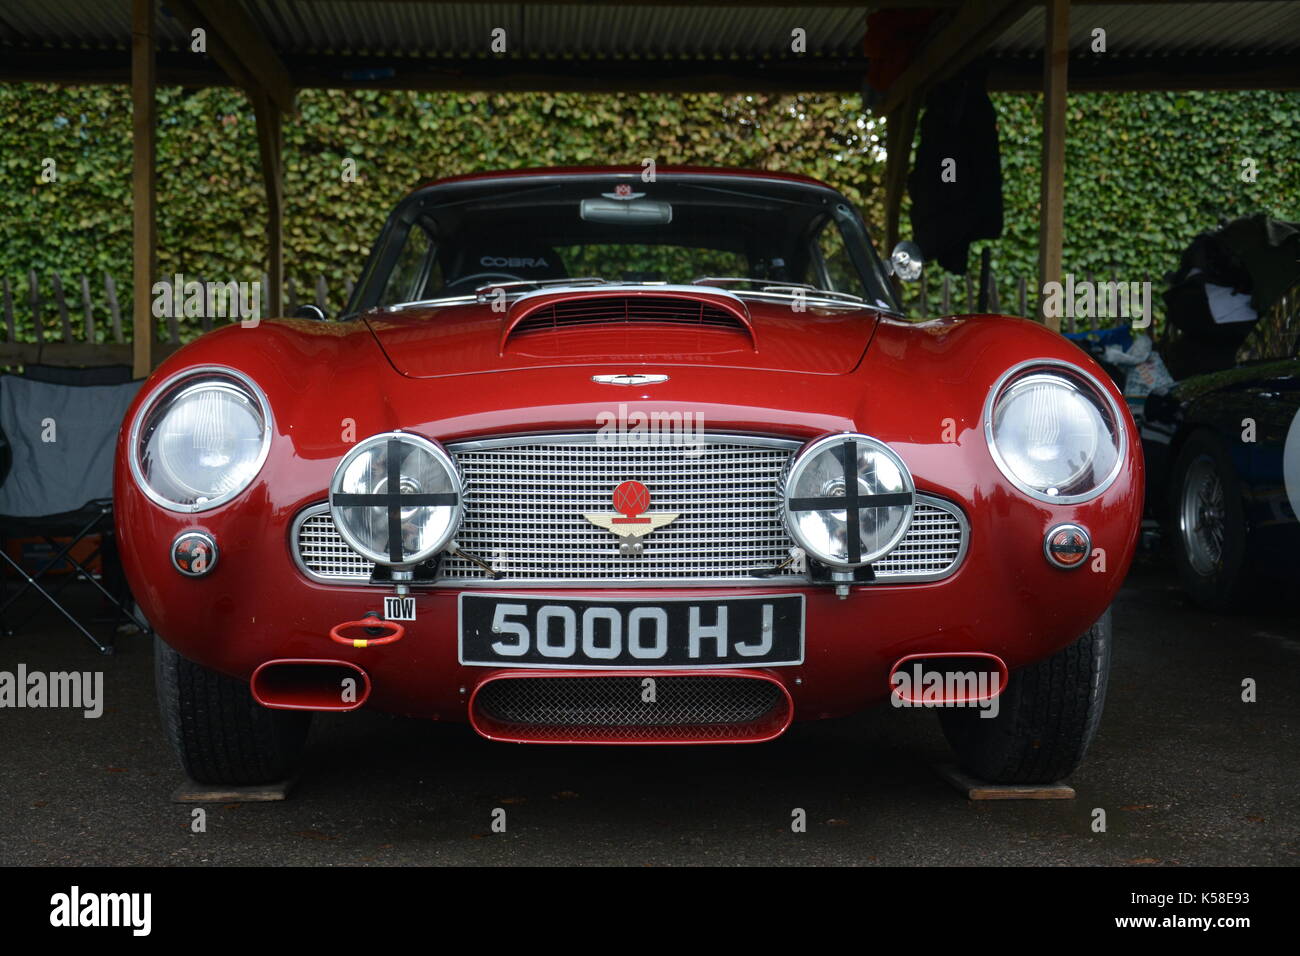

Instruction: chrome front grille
[291,434,968,586]
[295,510,373,582]
[873,501,966,580]
[442,435,797,583]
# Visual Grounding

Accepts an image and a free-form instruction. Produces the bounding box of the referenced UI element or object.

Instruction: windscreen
[350,174,899,315]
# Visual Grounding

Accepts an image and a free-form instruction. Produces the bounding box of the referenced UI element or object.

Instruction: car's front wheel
[938,609,1111,784]
[155,636,312,785]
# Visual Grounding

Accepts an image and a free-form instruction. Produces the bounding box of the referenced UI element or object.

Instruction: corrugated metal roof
[244,2,866,58]
[1,2,1297,63]
[0,1,868,57]
[0,0,189,50]
[994,2,1300,56]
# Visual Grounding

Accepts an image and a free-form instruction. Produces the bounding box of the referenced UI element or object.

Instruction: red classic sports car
[116,167,1143,786]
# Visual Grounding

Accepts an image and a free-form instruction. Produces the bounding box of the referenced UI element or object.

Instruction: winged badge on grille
[583,481,679,554]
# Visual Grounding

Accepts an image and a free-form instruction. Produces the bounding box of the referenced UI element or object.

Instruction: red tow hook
[330,611,404,648]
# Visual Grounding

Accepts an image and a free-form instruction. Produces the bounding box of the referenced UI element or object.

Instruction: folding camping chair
[0,366,149,655]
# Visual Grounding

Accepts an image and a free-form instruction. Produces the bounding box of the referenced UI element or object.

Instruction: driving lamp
[329,432,464,568]
[783,433,915,569]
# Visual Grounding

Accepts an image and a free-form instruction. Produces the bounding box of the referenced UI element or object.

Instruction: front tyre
[938,609,1111,784]
[155,636,311,785]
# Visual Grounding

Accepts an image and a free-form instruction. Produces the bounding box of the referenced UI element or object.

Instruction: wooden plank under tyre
[934,763,1076,800]
[171,778,297,803]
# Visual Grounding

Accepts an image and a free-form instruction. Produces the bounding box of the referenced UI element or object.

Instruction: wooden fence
[2,266,1141,369]
[0,271,357,368]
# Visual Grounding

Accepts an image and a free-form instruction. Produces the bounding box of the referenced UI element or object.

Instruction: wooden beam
[1037,0,1070,330]
[252,91,284,318]
[5,48,1297,93]
[131,0,156,378]
[259,0,1300,5]
[0,341,182,370]
[878,0,1036,114]
[990,54,1300,92]
[0,51,873,92]
[883,95,921,253]
[169,0,295,113]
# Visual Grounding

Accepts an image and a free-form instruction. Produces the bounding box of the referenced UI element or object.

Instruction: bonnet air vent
[509,295,751,337]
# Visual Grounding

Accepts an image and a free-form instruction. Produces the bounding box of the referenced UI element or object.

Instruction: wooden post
[977,248,991,312]
[105,273,123,343]
[52,272,72,342]
[80,274,96,344]
[883,97,920,255]
[1037,0,1070,331]
[252,91,284,318]
[2,278,14,342]
[131,0,156,377]
[29,270,42,345]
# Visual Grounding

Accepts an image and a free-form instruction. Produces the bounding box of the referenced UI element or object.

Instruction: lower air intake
[470,674,792,744]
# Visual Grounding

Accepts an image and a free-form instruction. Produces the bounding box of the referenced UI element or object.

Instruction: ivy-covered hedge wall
[1,83,1296,330]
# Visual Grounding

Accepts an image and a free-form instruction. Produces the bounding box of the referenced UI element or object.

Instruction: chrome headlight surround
[128,365,273,513]
[328,431,465,568]
[781,432,916,569]
[983,358,1126,505]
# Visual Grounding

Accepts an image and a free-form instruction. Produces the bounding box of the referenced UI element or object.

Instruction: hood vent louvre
[510,295,750,337]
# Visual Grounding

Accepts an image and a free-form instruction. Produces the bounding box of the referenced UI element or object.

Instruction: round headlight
[329,432,464,568]
[782,433,915,568]
[985,361,1123,503]
[130,367,271,512]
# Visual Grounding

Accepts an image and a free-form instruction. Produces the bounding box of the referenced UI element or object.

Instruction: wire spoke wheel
[1179,455,1226,576]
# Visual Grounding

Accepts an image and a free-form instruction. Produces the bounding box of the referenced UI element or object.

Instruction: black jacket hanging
[907,62,1004,274]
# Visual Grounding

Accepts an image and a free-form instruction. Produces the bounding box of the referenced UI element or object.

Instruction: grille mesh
[444,439,794,582]
[474,676,784,741]
[874,505,965,578]
[293,437,966,585]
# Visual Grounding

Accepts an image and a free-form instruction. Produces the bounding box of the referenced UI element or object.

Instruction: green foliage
[0,83,1296,339]
[949,90,1300,324]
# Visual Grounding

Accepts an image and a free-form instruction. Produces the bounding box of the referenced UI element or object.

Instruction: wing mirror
[294,304,328,321]
[889,241,924,282]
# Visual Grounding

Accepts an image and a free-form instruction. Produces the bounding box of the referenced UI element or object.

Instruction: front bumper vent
[470,674,792,743]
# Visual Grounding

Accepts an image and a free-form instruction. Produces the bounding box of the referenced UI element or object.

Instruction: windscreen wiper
[473,277,609,300]
[692,277,867,305]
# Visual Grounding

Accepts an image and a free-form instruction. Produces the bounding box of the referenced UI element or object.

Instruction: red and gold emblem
[583,480,679,542]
